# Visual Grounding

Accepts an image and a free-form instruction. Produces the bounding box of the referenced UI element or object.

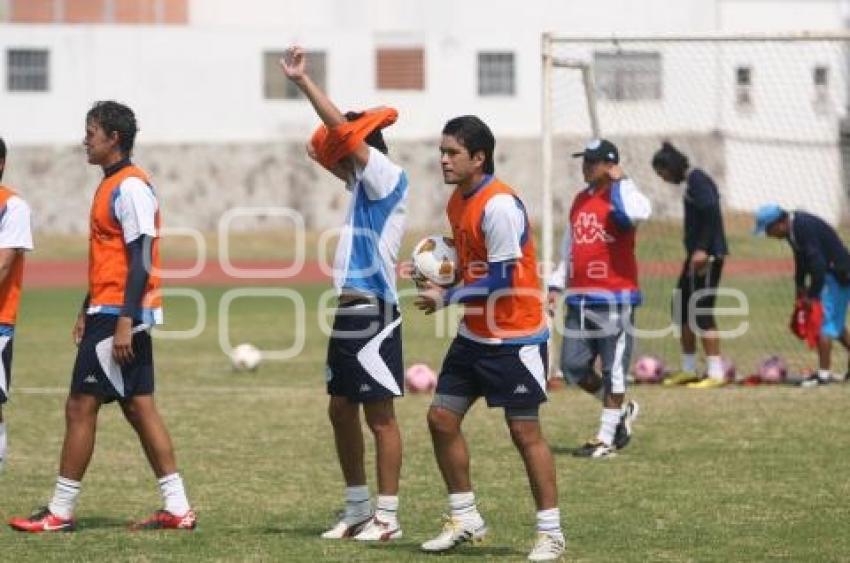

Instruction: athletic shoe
[686,377,726,389]
[421,514,488,553]
[662,371,699,386]
[613,400,640,450]
[572,439,616,459]
[799,373,831,388]
[527,531,566,561]
[321,512,372,539]
[9,507,76,533]
[354,515,402,541]
[129,509,197,531]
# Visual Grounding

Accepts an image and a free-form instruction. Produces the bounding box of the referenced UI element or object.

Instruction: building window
[263,50,327,100]
[593,51,661,101]
[376,48,424,90]
[735,65,753,109]
[478,52,515,96]
[813,65,830,114]
[7,49,49,92]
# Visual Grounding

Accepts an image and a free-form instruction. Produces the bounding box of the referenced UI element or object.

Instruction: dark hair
[345,111,388,154]
[87,101,138,156]
[442,115,495,175]
[652,141,689,183]
[0,137,6,161]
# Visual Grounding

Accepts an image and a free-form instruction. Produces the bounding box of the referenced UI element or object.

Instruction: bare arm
[280,46,369,166]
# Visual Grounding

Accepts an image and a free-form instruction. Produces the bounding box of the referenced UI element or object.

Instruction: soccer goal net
[541,32,850,379]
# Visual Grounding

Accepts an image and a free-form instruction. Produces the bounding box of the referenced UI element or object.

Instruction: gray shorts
[559,302,634,395]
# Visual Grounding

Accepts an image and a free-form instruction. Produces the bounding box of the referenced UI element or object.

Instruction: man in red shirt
[548,139,651,459]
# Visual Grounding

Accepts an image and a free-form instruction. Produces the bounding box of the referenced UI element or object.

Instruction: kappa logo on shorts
[83,374,98,384]
[359,383,372,393]
[513,384,530,394]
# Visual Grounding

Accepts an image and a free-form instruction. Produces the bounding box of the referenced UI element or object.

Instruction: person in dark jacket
[755,204,850,386]
[652,142,729,388]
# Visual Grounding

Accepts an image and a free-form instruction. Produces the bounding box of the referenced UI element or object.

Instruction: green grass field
[1,284,849,562]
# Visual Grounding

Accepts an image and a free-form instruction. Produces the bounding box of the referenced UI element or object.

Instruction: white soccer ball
[230,343,262,372]
[412,235,459,287]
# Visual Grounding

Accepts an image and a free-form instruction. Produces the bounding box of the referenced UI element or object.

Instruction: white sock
[375,495,399,523]
[818,369,831,381]
[0,422,7,467]
[706,356,724,381]
[536,507,564,537]
[449,491,480,521]
[345,485,371,519]
[158,473,191,516]
[681,353,697,374]
[596,408,621,446]
[48,476,81,519]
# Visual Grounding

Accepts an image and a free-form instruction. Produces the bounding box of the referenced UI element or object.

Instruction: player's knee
[507,421,541,450]
[561,358,592,385]
[427,407,460,437]
[364,405,397,435]
[65,394,97,423]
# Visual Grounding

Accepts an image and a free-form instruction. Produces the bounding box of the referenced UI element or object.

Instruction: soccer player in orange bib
[9,102,195,533]
[415,116,564,561]
[0,137,35,474]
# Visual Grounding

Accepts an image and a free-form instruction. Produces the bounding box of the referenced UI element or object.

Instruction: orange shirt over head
[88,164,162,319]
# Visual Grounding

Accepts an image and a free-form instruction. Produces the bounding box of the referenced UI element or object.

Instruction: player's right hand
[72,313,86,346]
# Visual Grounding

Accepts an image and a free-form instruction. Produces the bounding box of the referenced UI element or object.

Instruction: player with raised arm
[652,142,729,388]
[547,139,651,459]
[280,46,408,541]
[0,137,35,474]
[9,101,195,533]
[415,116,564,561]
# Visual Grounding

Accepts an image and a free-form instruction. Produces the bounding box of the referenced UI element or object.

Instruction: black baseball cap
[572,138,619,163]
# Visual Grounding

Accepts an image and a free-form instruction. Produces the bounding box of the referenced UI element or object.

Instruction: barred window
[7,49,49,92]
[593,51,661,101]
[263,50,327,100]
[478,52,515,96]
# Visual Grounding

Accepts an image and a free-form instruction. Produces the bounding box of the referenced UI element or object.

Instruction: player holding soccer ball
[9,102,195,532]
[415,116,564,561]
[547,139,651,459]
[754,204,850,386]
[0,137,35,474]
[280,46,408,541]
[652,142,729,388]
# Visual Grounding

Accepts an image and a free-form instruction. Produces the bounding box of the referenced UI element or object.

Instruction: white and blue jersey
[333,147,408,304]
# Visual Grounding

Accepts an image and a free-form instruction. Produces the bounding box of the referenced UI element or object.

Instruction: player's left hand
[414,280,447,315]
[690,249,710,275]
[112,316,135,365]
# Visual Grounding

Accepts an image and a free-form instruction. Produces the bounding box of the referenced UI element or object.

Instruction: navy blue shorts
[326,299,404,403]
[70,314,154,403]
[436,336,548,410]
[0,334,14,404]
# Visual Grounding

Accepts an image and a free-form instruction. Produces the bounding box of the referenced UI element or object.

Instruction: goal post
[541,31,850,378]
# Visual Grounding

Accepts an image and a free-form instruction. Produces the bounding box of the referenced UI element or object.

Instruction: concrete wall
[1,134,724,234]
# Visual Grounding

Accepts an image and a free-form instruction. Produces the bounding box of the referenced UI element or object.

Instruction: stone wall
[3,134,725,234]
